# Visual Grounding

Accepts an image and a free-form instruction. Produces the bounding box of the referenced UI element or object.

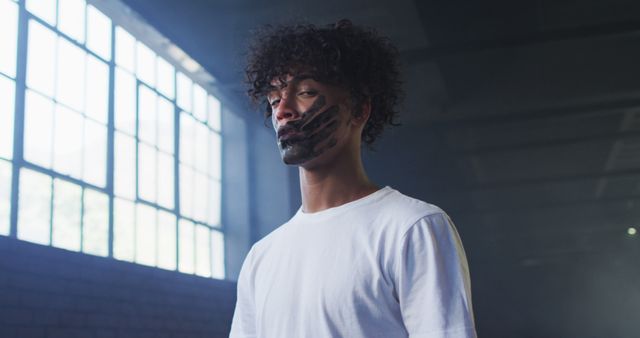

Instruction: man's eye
[298,90,317,97]
[270,99,281,107]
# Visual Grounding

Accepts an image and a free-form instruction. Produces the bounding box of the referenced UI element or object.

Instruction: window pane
[193,172,207,223]
[58,0,86,43]
[83,119,106,187]
[138,143,156,203]
[114,197,134,261]
[209,131,221,179]
[85,55,108,124]
[52,179,81,251]
[178,218,194,273]
[195,224,211,277]
[0,0,18,78]
[136,203,156,267]
[26,0,56,26]
[53,104,83,178]
[192,84,207,122]
[136,41,155,87]
[86,5,111,61]
[115,26,135,72]
[211,230,225,279]
[176,72,192,112]
[56,37,86,112]
[0,160,11,235]
[23,90,54,168]
[194,123,208,174]
[208,179,221,227]
[157,152,174,209]
[179,113,194,166]
[179,164,193,219]
[157,96,174,154]
[0,77,15,160]
[114,68,136,135]
[27,20,56,97]
[157,210,176,270]
[138,85,157,145]
[83,188,108,257]
[207,95,221,131]
[114,132,135,199]
[156,57,174,99]
[17,168,51,245]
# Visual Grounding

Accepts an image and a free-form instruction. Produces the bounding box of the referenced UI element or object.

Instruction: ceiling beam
[435,167,640,193]
[402,20,640,64]
[441,130,640,158]
[424,96,640,130]
[450,194,640,216]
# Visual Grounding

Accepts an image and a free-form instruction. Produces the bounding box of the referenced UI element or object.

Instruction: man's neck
[298,152,379,214]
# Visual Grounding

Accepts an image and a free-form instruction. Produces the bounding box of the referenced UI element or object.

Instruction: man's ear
[353,98,371,127]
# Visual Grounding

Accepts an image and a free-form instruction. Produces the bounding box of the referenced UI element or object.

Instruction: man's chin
[281,153,308,166]
[280,147,314,166]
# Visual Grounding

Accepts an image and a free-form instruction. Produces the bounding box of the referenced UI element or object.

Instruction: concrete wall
[248,121,299,241]
[222,107,251,281]
[0,235,236,338]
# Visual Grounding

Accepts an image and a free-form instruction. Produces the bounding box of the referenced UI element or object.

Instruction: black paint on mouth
[276,94,344,165]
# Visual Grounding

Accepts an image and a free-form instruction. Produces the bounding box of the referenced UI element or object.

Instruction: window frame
[4,0,226,280]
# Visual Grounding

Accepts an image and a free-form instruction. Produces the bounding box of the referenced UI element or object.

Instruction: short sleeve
[394,212,477,338]
[229,248,257,338]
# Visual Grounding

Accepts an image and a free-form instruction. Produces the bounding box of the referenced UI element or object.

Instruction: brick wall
[0,236,237,338]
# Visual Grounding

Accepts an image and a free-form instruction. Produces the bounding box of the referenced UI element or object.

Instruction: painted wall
[249,120,299,241]
[221,106,251,281]
[0,236,236,338]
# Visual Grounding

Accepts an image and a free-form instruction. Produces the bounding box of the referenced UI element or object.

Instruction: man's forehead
[269,74,316,88]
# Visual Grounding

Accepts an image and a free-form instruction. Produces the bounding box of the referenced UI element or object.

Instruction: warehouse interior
[1,0,639,337]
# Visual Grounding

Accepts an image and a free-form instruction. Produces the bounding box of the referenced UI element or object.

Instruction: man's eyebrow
[270,74,316,88]
[265,74,317,97]
[287,74,317,85]
[289,74,315,83]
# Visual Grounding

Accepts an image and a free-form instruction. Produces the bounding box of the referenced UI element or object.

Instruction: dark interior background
[118,0,640,337]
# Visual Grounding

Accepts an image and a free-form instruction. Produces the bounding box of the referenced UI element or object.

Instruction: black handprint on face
[276,95,342,165]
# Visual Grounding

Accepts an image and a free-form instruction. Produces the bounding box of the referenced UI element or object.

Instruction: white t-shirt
[230,186,477,338]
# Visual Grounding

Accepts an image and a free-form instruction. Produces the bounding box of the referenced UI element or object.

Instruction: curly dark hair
[245,19,402,146]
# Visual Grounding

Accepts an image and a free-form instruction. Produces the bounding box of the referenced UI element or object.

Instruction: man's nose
[274,95,301,125]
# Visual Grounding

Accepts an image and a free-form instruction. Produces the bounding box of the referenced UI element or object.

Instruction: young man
[230,20,477,338]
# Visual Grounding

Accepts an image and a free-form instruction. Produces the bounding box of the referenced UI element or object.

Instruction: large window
[1,0,225,279]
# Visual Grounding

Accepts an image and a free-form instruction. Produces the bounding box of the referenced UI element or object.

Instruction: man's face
[267,74,354,167]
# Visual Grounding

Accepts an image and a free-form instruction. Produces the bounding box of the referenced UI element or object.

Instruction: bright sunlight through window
[1,0,225,280]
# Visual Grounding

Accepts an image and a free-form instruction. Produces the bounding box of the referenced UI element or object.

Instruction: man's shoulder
[249,221,288,254]
[247,213,301,258]
[378,187,447,221]
[249,188,448,255]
